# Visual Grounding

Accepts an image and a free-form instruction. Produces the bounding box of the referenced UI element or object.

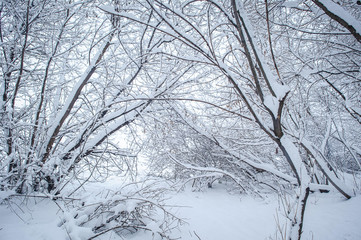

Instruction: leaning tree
[102,0,360,238]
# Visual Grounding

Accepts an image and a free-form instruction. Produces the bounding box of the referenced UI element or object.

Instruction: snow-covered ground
[160,187,282,240]
[0,196,67,240]
[1,181,360,240]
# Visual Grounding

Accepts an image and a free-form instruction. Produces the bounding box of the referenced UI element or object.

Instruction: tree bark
[311,0,361,43]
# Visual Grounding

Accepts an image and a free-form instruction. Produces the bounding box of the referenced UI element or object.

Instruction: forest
[0,0,360,239]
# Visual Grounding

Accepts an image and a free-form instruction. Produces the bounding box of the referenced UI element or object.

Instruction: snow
[166,186,281,240]
[1,181,361,240]
[236,1,290,100]
[303,193,361,240]
[316,0,361,36]
[281,136,312,186]
[0,198,66,240]
[172,104,297,184]
[301,138,354,198]
[0,80,5,111]
[41,33,113,158]
[264,95,279,117]
[283,1,300,8]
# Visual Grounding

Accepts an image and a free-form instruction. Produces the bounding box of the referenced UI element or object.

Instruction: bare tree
[103,0,359,239]
[1,0,360,239]
[0,0,183,194]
